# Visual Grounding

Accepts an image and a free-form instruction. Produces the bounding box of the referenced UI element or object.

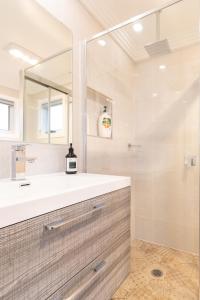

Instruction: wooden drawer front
[0,187,130,300]
[48,231,130,300]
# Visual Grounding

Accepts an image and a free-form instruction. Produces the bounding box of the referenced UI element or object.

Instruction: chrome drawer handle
[64,260,106,300]
[44,204,105,231]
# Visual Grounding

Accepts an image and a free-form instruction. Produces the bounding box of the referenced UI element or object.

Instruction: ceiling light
[159,64,166,70]
[152,93,158,97]
[29,58,39,65]
[97,39,106,47]
[133,22,143,33]
[8,48,23,59]
[6,43,40,65]
[22,55,39,65]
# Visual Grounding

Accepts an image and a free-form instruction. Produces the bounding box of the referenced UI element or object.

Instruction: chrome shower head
[144,39,171,57]
[144,10,171,57]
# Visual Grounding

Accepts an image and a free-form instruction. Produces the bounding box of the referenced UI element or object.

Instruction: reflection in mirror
[50,89,72,145]
[24,79,49,144]
[87,87,112,138]
[0,0,72,143]
[24,49,72,145]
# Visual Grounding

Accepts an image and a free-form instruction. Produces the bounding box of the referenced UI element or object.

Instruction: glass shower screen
[85,0,200,298]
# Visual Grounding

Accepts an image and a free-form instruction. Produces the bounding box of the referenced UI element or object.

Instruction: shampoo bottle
[65,143,77,174]
[98,106,112,138]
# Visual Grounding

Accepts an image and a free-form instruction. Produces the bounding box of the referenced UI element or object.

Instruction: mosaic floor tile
[112,240,199,300]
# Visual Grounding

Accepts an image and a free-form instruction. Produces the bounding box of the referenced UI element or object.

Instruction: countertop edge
[0,176,131,229]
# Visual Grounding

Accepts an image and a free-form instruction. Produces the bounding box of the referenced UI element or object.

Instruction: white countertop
[0,172,131,228]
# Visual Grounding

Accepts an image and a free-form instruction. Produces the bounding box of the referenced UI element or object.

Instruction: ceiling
[79,0,200,62]
[0,0,72,91]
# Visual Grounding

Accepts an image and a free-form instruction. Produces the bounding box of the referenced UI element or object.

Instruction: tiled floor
[112,240,199,300]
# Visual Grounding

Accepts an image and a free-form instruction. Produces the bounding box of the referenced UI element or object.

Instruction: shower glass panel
[86,0,200,298]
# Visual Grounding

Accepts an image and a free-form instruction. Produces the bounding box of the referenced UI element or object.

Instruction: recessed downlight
[133,22,143,33]
[8,48,23,59]
[97,39,106,47]
[152,93,158,98]
[6,43,40,65]
[159,64,167,70]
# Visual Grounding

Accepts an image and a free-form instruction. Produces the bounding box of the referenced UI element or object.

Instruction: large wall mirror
[0,0,72,144]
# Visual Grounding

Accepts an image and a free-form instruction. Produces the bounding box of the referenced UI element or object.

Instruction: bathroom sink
[0,172,131,228]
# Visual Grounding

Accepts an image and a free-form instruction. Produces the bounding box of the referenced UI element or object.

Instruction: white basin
[0,172,131,228]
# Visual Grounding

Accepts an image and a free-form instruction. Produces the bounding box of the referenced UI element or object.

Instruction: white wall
[0,85,18,98]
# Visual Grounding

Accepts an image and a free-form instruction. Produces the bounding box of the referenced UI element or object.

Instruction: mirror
[24,49,72,144]
[0,0,72,144]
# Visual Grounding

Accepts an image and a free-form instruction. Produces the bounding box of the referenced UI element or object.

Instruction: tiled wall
[132,44,200,254]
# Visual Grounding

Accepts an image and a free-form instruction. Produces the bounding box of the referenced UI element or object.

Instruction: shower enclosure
[83,0,200,298]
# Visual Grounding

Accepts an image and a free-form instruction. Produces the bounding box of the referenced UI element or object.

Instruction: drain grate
[151,269,163,278]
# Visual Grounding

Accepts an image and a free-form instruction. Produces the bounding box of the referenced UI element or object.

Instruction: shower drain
[151,269,164,278]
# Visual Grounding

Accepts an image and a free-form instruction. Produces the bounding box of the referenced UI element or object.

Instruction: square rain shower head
[144,39,171,57]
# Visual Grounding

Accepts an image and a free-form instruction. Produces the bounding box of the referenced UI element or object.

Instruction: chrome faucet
[11,144,37,181]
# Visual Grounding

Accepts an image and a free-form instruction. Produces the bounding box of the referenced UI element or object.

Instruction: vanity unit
[0,173,131,300]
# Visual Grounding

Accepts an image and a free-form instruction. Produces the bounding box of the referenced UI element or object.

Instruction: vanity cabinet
[0,187,130,300]
[48,232,130,300]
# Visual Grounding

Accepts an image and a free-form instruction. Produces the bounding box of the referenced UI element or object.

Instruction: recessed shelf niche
[87,86,112,139]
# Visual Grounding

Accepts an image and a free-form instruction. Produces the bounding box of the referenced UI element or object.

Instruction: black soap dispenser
[65,143,77,174]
